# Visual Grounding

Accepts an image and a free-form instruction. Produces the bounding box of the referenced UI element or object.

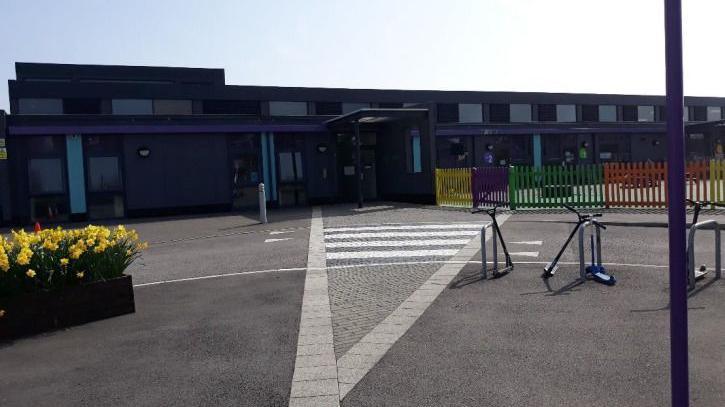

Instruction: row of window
[437,103,724,124]
[16,98,378,116]
[16,97,725,123]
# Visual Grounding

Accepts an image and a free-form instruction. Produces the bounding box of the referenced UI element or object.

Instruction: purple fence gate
[472,166,509,208]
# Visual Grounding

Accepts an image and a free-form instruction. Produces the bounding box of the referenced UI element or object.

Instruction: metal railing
[686,220,721,290]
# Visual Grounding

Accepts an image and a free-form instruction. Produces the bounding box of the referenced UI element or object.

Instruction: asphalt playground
[0,203,724,406]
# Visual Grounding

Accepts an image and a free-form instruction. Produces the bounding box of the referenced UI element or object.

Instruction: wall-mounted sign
[599,152,613,160]
[0,138,5,147]
[0,147,7,160]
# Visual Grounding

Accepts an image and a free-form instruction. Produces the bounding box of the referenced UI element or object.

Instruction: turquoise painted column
[533,134,542,168]
[268,133,277,201]
[261,132,271,201]
[65,134,86,214]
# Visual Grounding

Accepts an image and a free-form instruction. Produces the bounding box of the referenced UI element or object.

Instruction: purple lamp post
[664,0,689,405]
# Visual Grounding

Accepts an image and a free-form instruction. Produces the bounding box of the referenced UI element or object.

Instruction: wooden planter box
[0,275,135,341]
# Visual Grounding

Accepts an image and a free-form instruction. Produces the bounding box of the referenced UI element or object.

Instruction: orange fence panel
[603,162,668,208]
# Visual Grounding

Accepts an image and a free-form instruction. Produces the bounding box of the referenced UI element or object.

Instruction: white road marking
[134,259,671,288]
[326,249,459,260]
[325,230,479,240]
[351,205,395,212]
[325,238,472,248]
[323,224,485,233]
[264,238,292,243]
[270,230,296,235]
[510,240,543,245]
[133,267,306,287]
[509,251,540,257]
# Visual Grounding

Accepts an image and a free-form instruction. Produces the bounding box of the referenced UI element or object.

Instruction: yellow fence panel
[435,168,472,207]
[710,160,725,205]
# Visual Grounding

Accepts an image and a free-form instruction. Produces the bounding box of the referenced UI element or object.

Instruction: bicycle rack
[480,222,513,279]
[578,220,603,281]
[687,220,721,290]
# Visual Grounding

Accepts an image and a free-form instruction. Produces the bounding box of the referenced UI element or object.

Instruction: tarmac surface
[341,210,725,407]
[1,203,724,406]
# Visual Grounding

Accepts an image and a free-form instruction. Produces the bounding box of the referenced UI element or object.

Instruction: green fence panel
[509,164,605,209]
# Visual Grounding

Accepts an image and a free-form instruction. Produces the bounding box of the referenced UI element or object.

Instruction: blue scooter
[543,204,616,286]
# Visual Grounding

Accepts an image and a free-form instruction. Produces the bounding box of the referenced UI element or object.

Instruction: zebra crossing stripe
[324,230,479,240]
[326,249,459,260]
[325,239,472,248]
[323,224,484,233]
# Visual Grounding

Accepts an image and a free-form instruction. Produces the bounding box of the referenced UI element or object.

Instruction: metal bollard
[258,183,268,224]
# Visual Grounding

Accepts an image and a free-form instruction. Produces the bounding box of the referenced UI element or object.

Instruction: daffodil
[16,247,33,266]
[26,269,36,278]
[60,258,69,267]
[76,271,84,279]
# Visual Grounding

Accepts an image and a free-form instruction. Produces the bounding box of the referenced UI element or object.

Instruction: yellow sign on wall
[0,147,7,160]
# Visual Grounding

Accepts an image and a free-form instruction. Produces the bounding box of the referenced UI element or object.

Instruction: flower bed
[0,225,146,340]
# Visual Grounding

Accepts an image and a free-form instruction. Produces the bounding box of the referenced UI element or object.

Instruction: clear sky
[1,0,724,111]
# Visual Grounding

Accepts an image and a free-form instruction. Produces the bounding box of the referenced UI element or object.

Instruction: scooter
[471,204,513,277]
[543,204,616,286]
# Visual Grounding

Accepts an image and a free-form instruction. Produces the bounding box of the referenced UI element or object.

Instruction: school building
[1,62,725,224]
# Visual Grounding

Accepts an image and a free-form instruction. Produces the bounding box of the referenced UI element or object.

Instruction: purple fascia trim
[436,127,664,136]
[8,123,328,135]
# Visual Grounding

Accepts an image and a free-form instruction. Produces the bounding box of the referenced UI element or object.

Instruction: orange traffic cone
[34,222,41,233]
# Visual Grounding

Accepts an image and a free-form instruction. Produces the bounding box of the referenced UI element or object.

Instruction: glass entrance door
[276,134,307,206]
[84,135,125,219]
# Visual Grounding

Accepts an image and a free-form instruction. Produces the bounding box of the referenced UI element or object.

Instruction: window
[656,106,667,122]
[637,105,655,122]
[436,137,472,168]
[581,105,599,122]
[378,102,403,108]
[537,104,556,122]
[707,106,722,122]
[269,101,307,116]
[342,103,370,114]
[111,99,153,115]
[489,104,510,123]
[279,152,304,182]
[202,100,260,115]
[622,105,638,122]
[63,98,102,114]
[29,158,64,194]
[18,98,62,114]
[690,106,707,121]
[87,157,122,191]
[153,99,192,115]
[315,102,342,115]
[598,105,617,122]
[556,105,576,122]
[510,104,532,122]
[229,134,261,186]
[407,129,422,173]
[458,104,483,123]
[437,103,459,123]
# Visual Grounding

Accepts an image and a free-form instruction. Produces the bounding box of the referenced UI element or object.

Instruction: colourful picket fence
[436,160,725,210]
[603,162,668,208]
[435,168,472,207]
[472,167,509,207]
[508,165,604,209]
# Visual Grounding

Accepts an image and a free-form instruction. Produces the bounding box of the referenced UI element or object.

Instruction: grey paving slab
[328,263,440,358]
